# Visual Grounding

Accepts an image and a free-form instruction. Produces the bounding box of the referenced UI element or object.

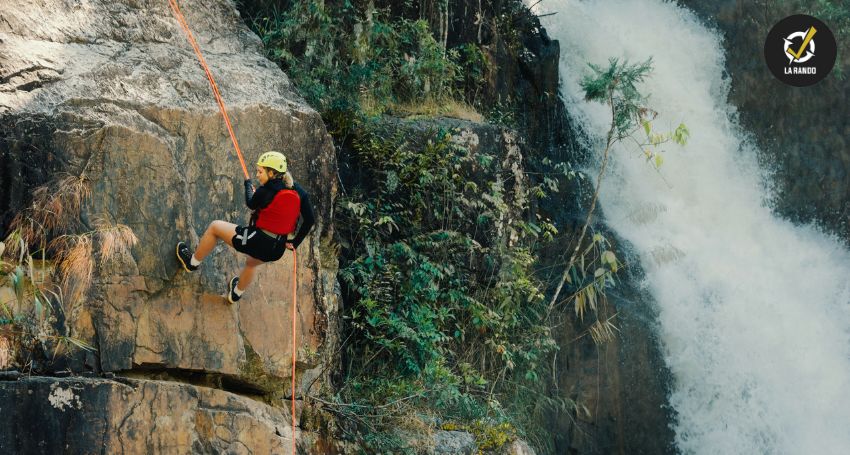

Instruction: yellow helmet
[257,151,287,173]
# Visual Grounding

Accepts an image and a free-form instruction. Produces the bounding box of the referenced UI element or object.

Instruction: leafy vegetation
[246,0,485,118]
[241,0,546,124]
[240,1,686,452]
[329,117,562,451]
[547,58,688,317]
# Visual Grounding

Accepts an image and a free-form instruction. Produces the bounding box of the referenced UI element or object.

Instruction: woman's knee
[206,220,229,237]
[213,221,238,247]
[204,220,220,234]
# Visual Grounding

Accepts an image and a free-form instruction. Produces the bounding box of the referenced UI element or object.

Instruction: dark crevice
[118,366,274,402]
[0,367,277,405]
[0,65,61,84]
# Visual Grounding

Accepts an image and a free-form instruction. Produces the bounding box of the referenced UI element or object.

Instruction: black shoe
[227,276,241,304]
[176,242,198,272]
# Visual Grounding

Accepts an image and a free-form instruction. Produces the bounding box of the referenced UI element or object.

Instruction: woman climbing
[175,151,315,303]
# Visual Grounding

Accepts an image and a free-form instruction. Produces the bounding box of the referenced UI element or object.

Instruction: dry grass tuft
[357,93,485,123]
[3,228,27,263]
[50,235,94,307]
[6,173,137,318]
[11,174,91,246]
[94,218,138,265]
[0,174,106,362]
[389,99,485,123]
[589,316,620,345]
[44,221,137,309]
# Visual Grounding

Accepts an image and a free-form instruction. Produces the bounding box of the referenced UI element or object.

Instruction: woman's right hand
[244,179,255,204]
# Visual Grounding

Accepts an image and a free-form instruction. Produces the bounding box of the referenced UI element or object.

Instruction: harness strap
[234,229,256,246]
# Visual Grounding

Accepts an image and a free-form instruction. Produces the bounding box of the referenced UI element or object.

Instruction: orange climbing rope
[291,249,298,454]
[166,0,250,180]
[167,2,298,454]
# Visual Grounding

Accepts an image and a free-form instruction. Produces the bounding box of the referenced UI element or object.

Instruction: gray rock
[433,430,476,454]
[0,370,21,381]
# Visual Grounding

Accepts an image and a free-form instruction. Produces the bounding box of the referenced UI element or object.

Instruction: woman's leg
[194,220,238,261]
[237,256,265,291]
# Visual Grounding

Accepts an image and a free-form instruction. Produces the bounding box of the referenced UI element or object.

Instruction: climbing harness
[166,2,299,454]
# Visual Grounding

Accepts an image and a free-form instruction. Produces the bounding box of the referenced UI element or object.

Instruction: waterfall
[537,1,850,453]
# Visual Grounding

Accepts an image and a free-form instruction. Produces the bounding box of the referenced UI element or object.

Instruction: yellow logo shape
[784,26,817,63]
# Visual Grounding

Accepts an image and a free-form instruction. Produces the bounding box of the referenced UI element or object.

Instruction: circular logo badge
[764,14,837,87]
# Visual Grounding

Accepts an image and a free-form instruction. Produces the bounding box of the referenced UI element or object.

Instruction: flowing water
[537,1,850,453]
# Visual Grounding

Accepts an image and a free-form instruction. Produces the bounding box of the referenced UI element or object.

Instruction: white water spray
[537,1,850,453]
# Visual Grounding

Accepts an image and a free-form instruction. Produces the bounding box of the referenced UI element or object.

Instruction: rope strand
[292,249,298,455]
[167,0,249,179]
[167,2,298,453]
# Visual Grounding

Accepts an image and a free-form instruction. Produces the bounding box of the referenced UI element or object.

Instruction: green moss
[441,420,517,453]
[238,337,289,405]
[318,234,340,271]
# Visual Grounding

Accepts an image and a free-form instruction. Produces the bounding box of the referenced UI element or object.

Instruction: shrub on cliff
[326,117,562,452]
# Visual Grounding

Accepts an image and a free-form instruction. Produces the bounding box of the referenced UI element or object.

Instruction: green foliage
[813,0,850,79]
[248,1,472,115]
[548,57,687,353]
[580,57,688,171]
[249,0,346,110]
[442,420,518,452]
[456,43,491,106]
[484,101,518,128]
[492,0,536,54]
[581,57,654,141]
[334,119,556,451]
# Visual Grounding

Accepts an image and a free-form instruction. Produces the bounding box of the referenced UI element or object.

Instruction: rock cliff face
[0,0,339,451]
[0,376,318,454]
[546,251,675,455]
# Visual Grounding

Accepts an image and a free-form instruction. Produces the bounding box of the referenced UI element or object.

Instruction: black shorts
[232,225,287,262]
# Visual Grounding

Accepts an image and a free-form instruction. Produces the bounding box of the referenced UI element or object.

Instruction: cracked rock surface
[0,376,326,454]
[0,1,340,450]
[0,0,337,383]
